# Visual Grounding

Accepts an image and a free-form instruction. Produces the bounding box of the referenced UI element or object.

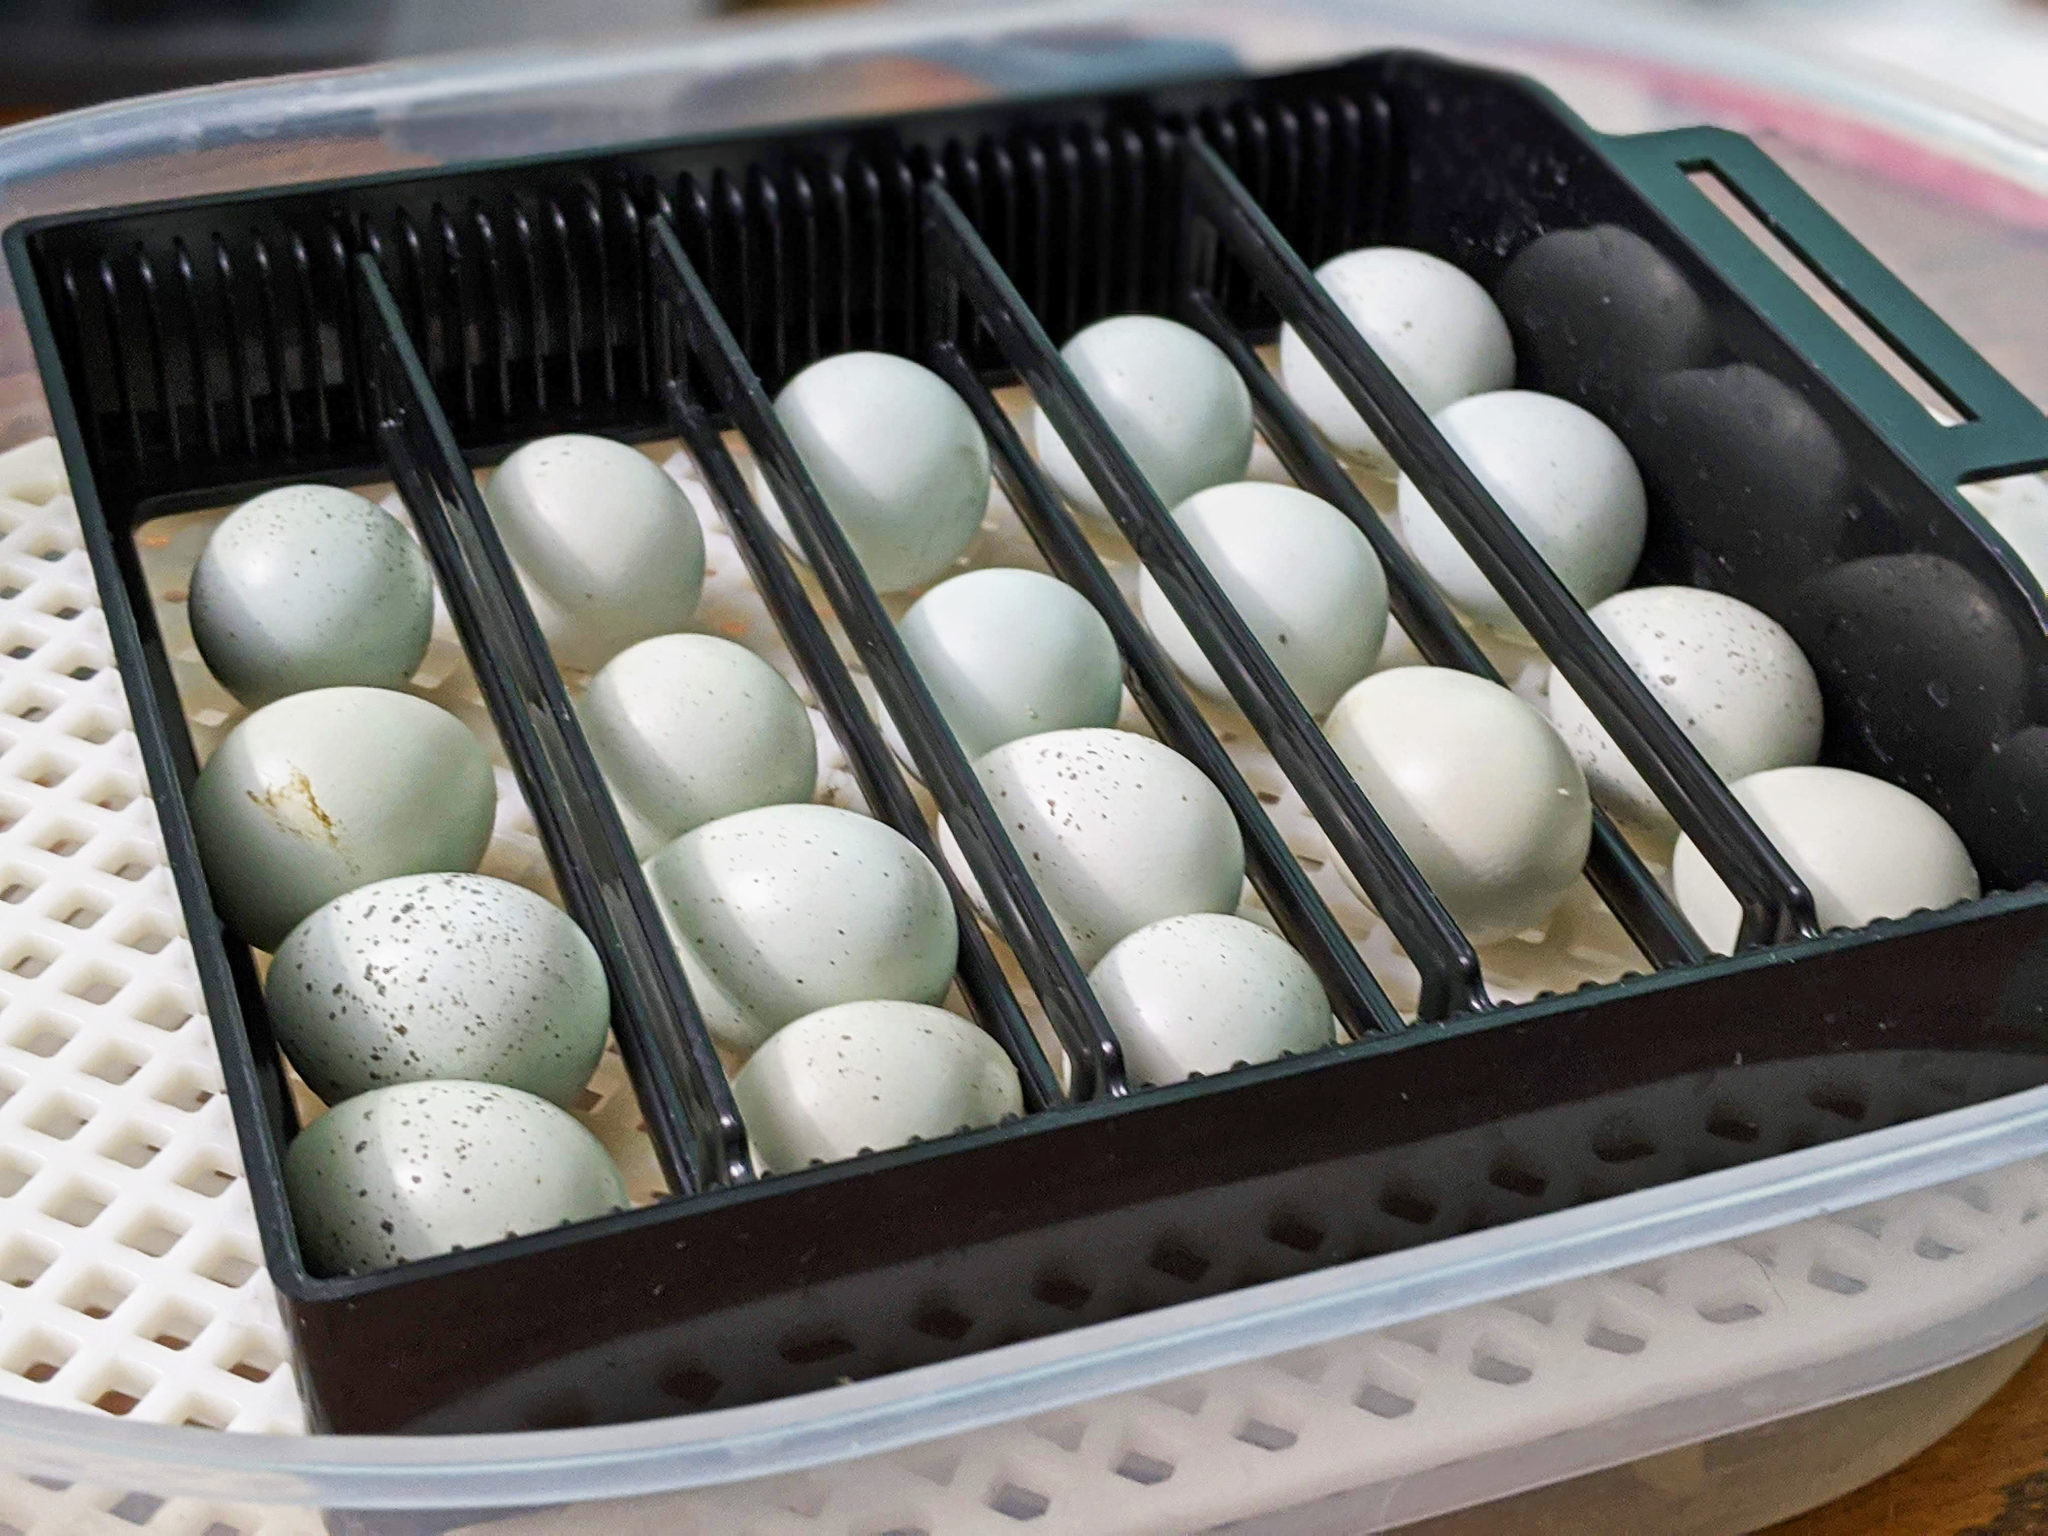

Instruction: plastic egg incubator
[11,46,2048,1437]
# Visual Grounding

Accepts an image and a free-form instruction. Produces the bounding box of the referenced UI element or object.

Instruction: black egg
[1498,224,1715,412]
[1630,363,1851,606]
[1957,726,2048,890]
[1788,553,2029,811]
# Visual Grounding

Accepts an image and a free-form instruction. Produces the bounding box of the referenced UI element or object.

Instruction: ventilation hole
[1808,1086,1868,1123]
[1234,1418,1298,1452]
[1915,1234,1963,1262]
[92,785,135,813]
[987,1484,1050,1521]
[83,1048,143,1087]
[0,879,33,903]
[1275,1348,1330,1383]
[92,1387,141,1416]
[10,1020,70,1058]
[5,645,33,661]
[119,926,172,955]
[69,665,98,682]
[1145,1380,1205,1416]
[174,1159,235,1198]
[7,1331,73,1382]
[1114,1451,1174,1485]
[1698,1297,1764,1324]
[1265,1213,1324,1253]
[102,1125,167,1169]
[138,996,193,1032]
[69,715,115,746]
[1471,1351,1533,1386]
[866,1528,929,1536]
[1488,1161,1547,1199]
[779,1332,855,1366]
[903,1449,960,1487]
[112,860,151,882]
[0,1151,34,1197]
[911,1303,972,1341]
[1502,1294,1556,1328]
[1586,1323,1646,1356]
[26,759,73,789]
[180,1400,234,1431]
[572,1087,603,1112]
[1355,1381,1415,1419]
[146,1301,209,1352]
[1958,1183,1995,1214]
[6,946,51,978]
[1031,1272,1091,1311]
[59,901,103,930]
[1834,1210,1885,1240]
[196,1245,258,1288]
[152,1070,215,1113]
[1591,1119,1657,1164]
[27,1096,91,1141]
[1388,1321,1443,1355]
[64,965,127,1004]
[43,1182,110,1228]
[1378,1185,1437,1225]
[0,1236,55,1287]
[1029,1416,1086,1453]
[222,1336,282,1383]
[108,1492,162,1526]
[50,606,81,623]
[40,835,82,858]
[1807,1263,1868,1296]
[1147,1240,1210,1284]
[1254,789,1281,806]
[118,1216,187,1258]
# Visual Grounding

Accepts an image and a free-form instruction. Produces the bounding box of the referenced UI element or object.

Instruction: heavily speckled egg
[266,873,609,1108]
[1090,913,1334,1086]
[1546,587,1824,832]
[734,999,1023,1173]
[580,634,817,856]
[1325,668,1591,942]
[1672,765,1979,954]
[485,435,705,671]
[284,1080,628,1275]
[1033,315,1253,519]
[892,567,1123,765]
[1280,247,1514,472]
[757,352,989,593]
[1139,481,1389,715]
[188,484,433,708]
[643,803,958,1052]
[191,687,496,951]
[939,727,1244,969]
[1398,391,1647,633]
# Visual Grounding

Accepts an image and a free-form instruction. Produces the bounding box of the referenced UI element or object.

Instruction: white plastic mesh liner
[0,439,301,1440]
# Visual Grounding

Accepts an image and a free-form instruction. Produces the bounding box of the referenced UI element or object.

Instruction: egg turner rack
[14,48,2048,1437]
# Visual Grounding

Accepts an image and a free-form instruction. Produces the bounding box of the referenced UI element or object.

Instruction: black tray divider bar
[1178,138,1819,952]
[646,215,1126,1101]
[926,339,1403,1040]
[647,299,1064,1115]
[919,181,1490,1023]
[352,252,751,1191]
[1178,286,1710,969]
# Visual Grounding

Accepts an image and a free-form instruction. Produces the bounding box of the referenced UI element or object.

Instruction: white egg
[485,435,706,671]
[1138,481,1389,715]
[188,484,433,709]
[1033,315,1253,520]
[891,567,1123,764]
[266,873,609,1108]
[1672,765,1979,954]
[1325,668,1591,942]
[1090,912,1334,1086]
[580,634,816,856]
[757,352,989,593]
[191,687,495,950]
[643,803,957,1052]
[1546,587,1824,832]
[284,1080,627,1275]
[734,999,1023,1173]
[1279,247,1514,472]
[1398,391,1647,633]
[940,728,1243,969]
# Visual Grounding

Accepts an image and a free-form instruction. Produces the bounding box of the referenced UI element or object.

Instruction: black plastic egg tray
[11,48,2048,1437]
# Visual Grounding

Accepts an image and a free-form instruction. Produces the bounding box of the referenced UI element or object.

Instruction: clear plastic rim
[4,0,2048,1502]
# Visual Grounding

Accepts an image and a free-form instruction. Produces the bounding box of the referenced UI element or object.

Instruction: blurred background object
[5,0,2048,122]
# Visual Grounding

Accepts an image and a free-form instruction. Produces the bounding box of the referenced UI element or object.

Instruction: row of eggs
[179,242,1988,1273]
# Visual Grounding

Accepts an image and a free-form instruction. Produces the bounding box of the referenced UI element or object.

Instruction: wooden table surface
[1771,1339,2048,1535]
